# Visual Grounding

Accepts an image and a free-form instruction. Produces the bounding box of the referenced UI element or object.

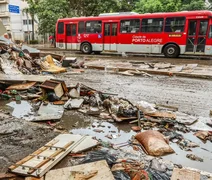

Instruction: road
[57,69,212,117]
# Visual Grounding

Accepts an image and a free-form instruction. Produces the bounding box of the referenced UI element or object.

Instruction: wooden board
[171,168,200,180]
[0,75,52,83]
[7,82,36,90]
[10,134,98,177]
[146,111,176,119]
[45,160,114,180]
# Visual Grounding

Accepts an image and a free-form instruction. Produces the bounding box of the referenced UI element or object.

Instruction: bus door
[186,20,208,53]
[65,23,77,50]
[103,23,118,51]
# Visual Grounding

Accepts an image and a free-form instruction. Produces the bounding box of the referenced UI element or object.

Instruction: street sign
[8,4,20,14]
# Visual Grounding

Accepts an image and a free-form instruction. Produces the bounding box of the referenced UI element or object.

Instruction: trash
[175,112,198,125]
[146,111,176,119]
[150,159,167,172]
[112,171,131,180]
[64,98,84,109]
[178,139,199,151]
[40,80,65,99]
[147,169,170,180]
[30,102,64,121]
[171,168,200,180]
[132,170,149,180]
[0,173,17,179]
[154,62,172,69]
[40,55,66,74]
[194,131,212,142]
[131,126,142,132]
[62,57,77,67]
[186,154,203,162]
[9,134,98,177]
[45,160,114,180]
[87,107,101,115]
[80,150,117,167]
[69,88,80,98]
[135,130,175,156]
[136,101,156,114]
[6,82,36,90]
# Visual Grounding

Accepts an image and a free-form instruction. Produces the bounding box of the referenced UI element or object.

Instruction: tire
[163,44,180,58]
[81,43,92,54]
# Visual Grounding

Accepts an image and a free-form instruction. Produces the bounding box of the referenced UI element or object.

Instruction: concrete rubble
[0,40,212,180]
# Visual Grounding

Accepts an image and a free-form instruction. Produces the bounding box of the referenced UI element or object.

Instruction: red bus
[56,11,212,58]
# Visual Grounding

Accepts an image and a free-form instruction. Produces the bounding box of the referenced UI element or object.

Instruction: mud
[57,69,212,117]
[0,114,58,172]
[1,67,212,175]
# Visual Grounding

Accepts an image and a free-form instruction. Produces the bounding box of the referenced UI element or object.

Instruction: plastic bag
[80,150,117,167]
[136,101,156,114]
[112,171,131,180]
[135,130,175,156]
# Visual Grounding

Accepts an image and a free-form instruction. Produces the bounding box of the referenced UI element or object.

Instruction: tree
[134,0,206,13]
[181,0,206,11]
[23,0,39,40]
[36,0,70,34]
[135,0,181,13]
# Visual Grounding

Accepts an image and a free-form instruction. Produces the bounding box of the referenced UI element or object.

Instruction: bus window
[141,18,164,33]
[188,21,197,36]
[78,21,84,34]
[199,20,208,35]
[165,17,185,32]
[120,19,140,33]
[58,22,64,34]
[85,21,102,33]
[66,24,71,36]
[72,24,76,36]
[209,25,212,38]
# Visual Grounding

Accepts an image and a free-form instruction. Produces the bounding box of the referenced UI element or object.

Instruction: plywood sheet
[7,82,36,90]
[171,168,200,180]
[10,134,98,177]
[45,160,114,180]
[146,111,176,119]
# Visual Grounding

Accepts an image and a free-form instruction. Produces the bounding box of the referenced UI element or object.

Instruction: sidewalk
[84,59,212,79]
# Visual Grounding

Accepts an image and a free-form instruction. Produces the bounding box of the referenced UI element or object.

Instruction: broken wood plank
[145,111,176,119]
[7,82,36,90]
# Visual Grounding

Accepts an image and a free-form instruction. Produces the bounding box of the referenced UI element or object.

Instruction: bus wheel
[81,43,92,54]
[164,44,180,58]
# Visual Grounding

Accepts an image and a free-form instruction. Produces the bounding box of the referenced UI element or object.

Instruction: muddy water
[60,110,212,173]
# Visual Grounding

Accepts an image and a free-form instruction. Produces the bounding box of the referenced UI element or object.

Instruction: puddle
[7,101,33,119]
[61,110,212,173]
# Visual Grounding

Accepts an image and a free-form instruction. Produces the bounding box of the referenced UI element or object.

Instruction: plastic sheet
[112,171,131,180]
[80,150,117,167]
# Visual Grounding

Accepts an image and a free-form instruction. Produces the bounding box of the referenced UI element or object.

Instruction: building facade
[0,0,38,42]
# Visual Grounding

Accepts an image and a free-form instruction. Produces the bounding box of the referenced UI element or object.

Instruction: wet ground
[1,65,212,175]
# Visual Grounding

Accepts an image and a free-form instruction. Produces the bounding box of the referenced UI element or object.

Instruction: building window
[120,19,140,33]
[165,17,185,32]
[141,18,164,32]
[85,21,102,33]
[23,20,27,25]
[78,21,84,34]
[58,22,64,34]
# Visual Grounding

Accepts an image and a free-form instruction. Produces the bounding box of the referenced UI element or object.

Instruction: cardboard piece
[45,160,114,180]
[171,168,200,180]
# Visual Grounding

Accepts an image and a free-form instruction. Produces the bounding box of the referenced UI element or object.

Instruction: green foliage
[29,40,39,44]
[26,0,212,34]
[36,0,70,34]
[135,0,207,13]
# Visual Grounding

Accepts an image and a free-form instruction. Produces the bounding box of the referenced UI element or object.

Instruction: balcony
[0,11,9,17]
[0,0,8,4]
